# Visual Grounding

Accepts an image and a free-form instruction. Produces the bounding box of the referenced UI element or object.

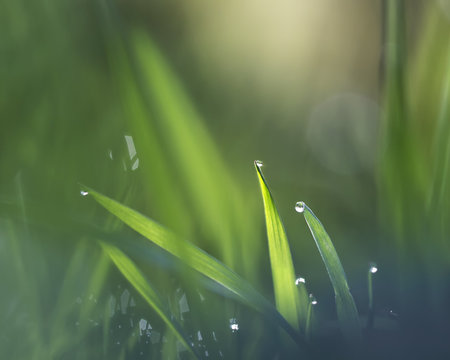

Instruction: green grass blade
[129,29,259,273]
[296,201,361,341]
[82,186,308,349]
[305,295,317,342]
[254,161,306,331]
[100,241,199,359]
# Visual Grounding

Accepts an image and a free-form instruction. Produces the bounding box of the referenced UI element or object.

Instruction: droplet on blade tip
[254,160,263,168]
[229,318,239,332]
[309,293,318,305]
[369,262,378,274]
[295,201,305,213]
[80,190,89,196]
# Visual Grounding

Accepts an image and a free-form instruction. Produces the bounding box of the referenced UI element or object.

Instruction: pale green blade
[82,186,307,349]
[297,201,361,341]
[254,161,307,331]
[100,241,199,359]
[129,29,260,273]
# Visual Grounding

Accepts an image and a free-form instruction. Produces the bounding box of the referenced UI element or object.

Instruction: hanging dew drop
[80,190,89,196]
[254,160,263,168]
[369,262,378,274]
[229,318,239,332]
[309,293,318,305]
[295,201,305,213]
[295,277,306,285]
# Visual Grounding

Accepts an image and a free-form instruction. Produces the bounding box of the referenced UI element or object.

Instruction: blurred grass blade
[297,201,361,341]
[83,186,308,349]
[305,296,317,342]
[254,161,306,331]
[427,45,450,211]
[129,29,259,272]
[100,241,199,359]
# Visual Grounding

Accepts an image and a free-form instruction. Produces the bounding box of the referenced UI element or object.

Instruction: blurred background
[1,0,449,358]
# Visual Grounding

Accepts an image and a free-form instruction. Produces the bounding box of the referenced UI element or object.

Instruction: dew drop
[388,309,399,319]
[295,277,306,285]
[369,262,378,274]
[80,190,89,196]
[254,160,263,168]
[309,294,318,305]
[295,201,305,213]
[229,318,239,332]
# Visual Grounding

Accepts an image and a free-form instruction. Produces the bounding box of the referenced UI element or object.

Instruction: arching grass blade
[82,186,308,350]
[100,241,200,359]
[296,201,361,342]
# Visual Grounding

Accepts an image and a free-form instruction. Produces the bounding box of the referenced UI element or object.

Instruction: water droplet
[80,190,89,196]
[369,262,378,274]
[388,309,399,319]
[229,318,239,332]
[295,201,305,213]
[309,294,318,305]
[295,277,306,285]
[254,160,263,168]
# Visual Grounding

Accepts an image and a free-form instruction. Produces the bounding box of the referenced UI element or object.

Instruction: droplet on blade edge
[369,262,378,274]
[295,201,305,213]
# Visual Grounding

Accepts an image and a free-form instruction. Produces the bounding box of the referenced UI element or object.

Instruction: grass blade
[254,161,306,331]
[82,186,308,349]
[296,201,361,341]
[100,241,199,359]
[305,295,317,342]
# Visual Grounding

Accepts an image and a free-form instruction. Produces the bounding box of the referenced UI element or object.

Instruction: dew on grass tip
[369,262,378,274]
[254,160,263,168]
[229,318,239,332]
[309,294,318,305]
[80,190,89,196]
[295,201,305,213]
